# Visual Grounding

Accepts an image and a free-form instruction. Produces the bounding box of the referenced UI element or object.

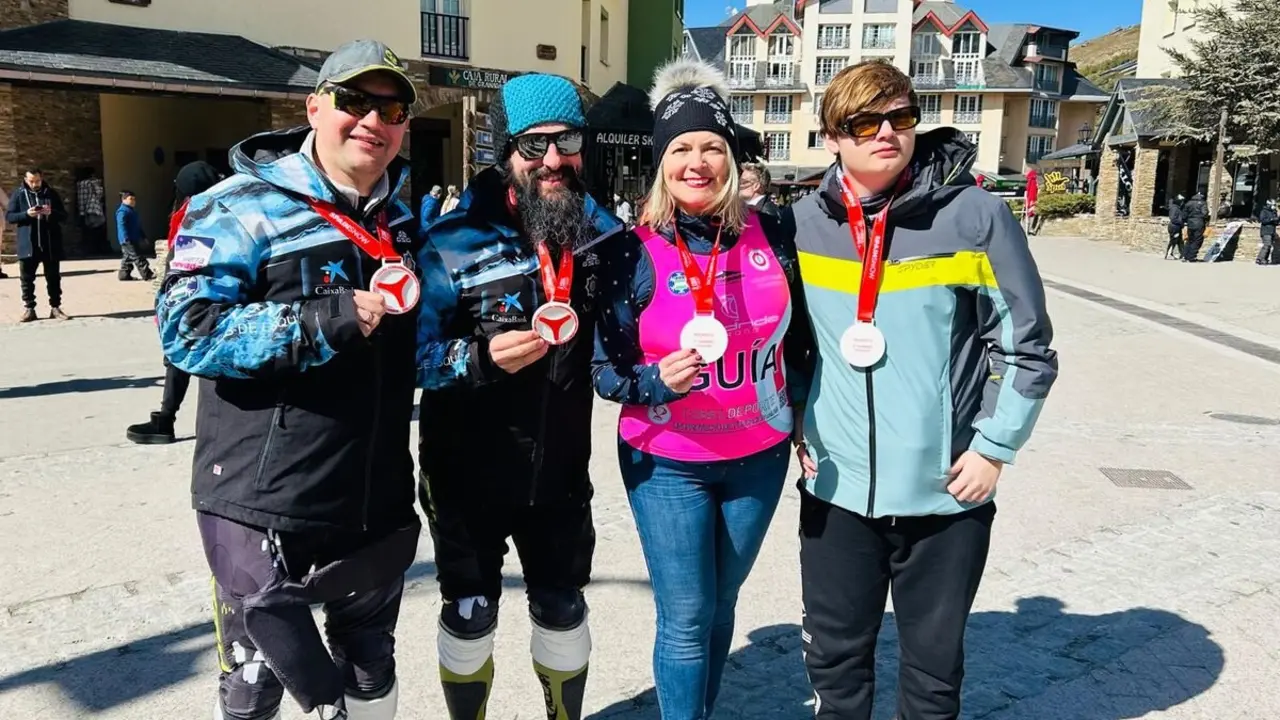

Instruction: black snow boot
[126,411,176,444]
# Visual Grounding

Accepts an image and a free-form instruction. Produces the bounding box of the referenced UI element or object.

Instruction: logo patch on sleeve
[170,235,215,272]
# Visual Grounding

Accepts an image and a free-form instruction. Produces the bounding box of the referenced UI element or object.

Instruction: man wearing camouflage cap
[156,38,423,720]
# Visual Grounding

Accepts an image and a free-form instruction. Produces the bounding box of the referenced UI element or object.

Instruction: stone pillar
[1096,145,1119,219]
[2,86,103,258]
[1130,144,1159,219]
[0,0,68,31]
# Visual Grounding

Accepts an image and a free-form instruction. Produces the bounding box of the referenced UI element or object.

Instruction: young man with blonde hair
[787,60,1059,719]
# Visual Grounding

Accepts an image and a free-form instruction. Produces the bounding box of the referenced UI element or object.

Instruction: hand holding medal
[308,199,421,315]
[675,226,729,364]
[531,241,579,345]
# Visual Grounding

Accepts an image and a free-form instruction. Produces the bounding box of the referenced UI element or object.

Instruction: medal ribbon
[673,226,723,315]
[308,198,399,261]
[534,241,574,303]
[838,174,898,324]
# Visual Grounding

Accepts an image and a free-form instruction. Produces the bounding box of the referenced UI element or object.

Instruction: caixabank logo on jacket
[302,256,356,296]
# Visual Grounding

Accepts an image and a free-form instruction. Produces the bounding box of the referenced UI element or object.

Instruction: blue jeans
[619,440,790,720]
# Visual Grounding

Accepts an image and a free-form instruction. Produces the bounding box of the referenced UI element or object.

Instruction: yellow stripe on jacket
[796,250,998,294]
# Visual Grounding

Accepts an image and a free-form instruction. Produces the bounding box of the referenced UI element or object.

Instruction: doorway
[411,117,452,217]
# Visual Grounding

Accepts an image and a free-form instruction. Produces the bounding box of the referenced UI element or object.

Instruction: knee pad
[438,596,497,677]
[529,589,591,673]
[344,679,398,720]
[528,588,587,631]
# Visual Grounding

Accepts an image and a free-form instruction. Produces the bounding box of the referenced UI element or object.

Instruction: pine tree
[1133,0,1280,220]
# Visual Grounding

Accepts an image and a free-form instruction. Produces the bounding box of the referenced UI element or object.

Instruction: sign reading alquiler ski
[428,65,519,90]
[594,131,653,146]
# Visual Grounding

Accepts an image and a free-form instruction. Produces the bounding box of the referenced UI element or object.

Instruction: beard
[511,164,593,250]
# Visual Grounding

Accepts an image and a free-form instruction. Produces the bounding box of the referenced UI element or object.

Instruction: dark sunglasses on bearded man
[840,105,921,139]
[510,128,586,161]
[320,83,411,125]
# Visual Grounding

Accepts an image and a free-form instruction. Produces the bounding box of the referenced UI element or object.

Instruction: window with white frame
[954,58,982,87]
[912,33,942,57]
[1026,135,1054,162]
[952,31,981,56]
[815,57,846,85]
[918,94,941,123]
[765,95,793,124]
[1029,98,1058,128]
[768,33,794,58]
[817,24,850,50]
[808,131,825,148]
[912,59,941,86]
[729,35,756,85]
[964,131,980,145]
[954,95,982,124]
[730,95,754,125]
[861,24,895,50]
[765,131,791,161]
[767,34,795,86]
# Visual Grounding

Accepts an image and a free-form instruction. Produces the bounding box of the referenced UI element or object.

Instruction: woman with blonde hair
[591,58,811,719]
[440,183,460,215]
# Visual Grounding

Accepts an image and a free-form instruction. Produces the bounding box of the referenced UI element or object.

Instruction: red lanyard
[307,198,399,261]
[534,241,574,303]
[673,226,723,315]
[839,175,894,324]
[166,198,190,250]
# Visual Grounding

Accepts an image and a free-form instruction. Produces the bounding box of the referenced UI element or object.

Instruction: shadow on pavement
[77,309,156,320]
[0,375,162,400]
[0,622,212,713]
[0,562,649,712]
[59,268,119,278]
[588,597,1224,719]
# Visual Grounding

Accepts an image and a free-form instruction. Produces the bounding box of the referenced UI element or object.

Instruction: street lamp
[1078,123,1092,145]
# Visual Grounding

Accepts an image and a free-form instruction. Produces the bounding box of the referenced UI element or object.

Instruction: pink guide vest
[618,213,793,462]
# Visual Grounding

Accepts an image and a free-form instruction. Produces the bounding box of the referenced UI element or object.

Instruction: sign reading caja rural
[429,65,520,90]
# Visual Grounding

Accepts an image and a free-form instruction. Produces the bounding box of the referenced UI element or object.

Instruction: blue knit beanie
[491,74,586,158]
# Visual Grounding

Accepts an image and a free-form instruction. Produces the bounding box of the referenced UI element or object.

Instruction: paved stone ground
[2,237,1279,718]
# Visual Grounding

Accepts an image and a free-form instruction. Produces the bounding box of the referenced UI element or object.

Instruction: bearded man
[413,73,623,720]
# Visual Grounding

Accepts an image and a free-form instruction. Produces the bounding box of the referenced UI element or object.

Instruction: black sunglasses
[840,105,921,139]
[322,83,411,125]
[511,129,585,160]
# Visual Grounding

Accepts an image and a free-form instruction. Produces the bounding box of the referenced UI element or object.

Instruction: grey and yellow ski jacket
[790,129,1059,518]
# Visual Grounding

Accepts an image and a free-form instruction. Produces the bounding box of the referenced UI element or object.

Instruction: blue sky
[685,0,1143,43]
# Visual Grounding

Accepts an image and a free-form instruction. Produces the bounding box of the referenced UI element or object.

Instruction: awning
[0,19,319,98]
[1038,143,1098,162]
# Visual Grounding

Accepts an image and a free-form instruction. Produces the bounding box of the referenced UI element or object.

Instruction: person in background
[439,184,461,215]
[126,161,223,445]
[1256,198,1277,266]
[613,191,633,226]
[0,186,8,279]
[1182,192,1208,261]
[76,168,108,255]
[1166,194,1186,260]
[418,184,443,233]
[8,168,69,322]
[739,162,779,217]
[788,60,1058,719]
[591,59,809,720]
[115,190,155,281]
